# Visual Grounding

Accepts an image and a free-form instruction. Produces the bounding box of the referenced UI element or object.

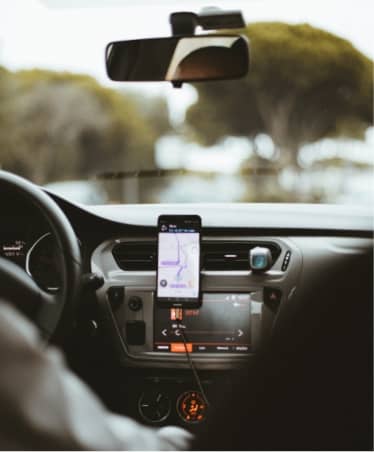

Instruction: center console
[92,236,301,369]
[91,235,301,426]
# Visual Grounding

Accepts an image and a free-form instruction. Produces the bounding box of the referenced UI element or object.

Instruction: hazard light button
[263,287,282,312]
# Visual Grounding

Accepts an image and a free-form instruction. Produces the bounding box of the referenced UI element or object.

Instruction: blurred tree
[123,91,171,138]
[186,22,373,168]
[0,68,170,187]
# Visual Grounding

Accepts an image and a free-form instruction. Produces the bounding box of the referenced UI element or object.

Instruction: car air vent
[112,241,157,271]
[112,240,281,272]
[202,241,281,271]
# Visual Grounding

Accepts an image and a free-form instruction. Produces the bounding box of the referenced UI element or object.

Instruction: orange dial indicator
[177,391,207,423]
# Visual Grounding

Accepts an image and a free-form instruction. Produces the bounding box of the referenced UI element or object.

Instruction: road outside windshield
[0,0,373,205]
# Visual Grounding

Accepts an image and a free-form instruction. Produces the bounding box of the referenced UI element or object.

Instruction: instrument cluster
[0,223,61,293]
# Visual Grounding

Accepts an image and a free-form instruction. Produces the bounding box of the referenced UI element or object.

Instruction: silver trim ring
[25,232,59,292]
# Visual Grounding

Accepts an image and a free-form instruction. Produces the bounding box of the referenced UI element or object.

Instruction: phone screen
[156,215,201,307]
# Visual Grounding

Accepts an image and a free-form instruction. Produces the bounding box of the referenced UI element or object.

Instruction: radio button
[215,345,230,352]
[233,345,249,352]
[263,287,282,312]
[128,295,143,311]
[155,344,170,351]
[125,321,145,345]
[171,343,192,353]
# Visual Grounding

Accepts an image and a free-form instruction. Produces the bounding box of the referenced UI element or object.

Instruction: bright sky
[1,0,373,80]
[1,0,372,122]
[0,0,373,171]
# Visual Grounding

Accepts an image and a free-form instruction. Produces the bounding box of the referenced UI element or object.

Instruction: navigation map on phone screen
[157,216,201,304]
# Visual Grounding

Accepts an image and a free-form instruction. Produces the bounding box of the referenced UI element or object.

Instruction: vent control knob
[249,246,272,272]
[139,391,171,423]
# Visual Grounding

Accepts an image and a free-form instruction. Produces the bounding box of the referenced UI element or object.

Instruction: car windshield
[1,0,373,205]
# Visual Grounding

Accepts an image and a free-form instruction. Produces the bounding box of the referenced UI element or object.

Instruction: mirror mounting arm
[170,8,245,36]
[170,12,197,87]
[170,12,198,36]
[169,9,245,88]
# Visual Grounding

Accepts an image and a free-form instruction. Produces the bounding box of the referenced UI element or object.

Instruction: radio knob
[249,246,272,272]
[128,295,143,311]
[177,390,207,423]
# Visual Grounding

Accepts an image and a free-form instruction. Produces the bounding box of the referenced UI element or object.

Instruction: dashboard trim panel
[92,236,303,369]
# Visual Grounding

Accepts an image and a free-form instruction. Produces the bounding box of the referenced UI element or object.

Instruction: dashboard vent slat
[112,240,281,271]
[203,242,249,271]
[112,241,157,271]
[202,241,280,270]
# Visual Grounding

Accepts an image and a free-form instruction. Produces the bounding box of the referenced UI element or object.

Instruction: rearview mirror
[105,35,249,83]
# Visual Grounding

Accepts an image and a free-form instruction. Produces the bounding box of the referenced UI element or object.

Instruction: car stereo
[92,234,300,369]
[154,293,252,354]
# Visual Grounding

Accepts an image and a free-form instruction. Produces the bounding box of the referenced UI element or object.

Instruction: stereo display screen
[154,293,251,353]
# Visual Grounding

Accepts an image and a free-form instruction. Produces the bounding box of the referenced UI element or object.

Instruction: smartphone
[156,215,201,307]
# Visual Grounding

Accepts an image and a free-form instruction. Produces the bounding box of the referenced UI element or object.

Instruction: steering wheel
[0,171,82,340]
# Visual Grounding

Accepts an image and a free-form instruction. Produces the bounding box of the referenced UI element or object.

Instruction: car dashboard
[1,193,372,429]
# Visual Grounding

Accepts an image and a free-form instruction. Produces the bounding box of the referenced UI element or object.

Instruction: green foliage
[0,67,170,184]
[186,22,373,166]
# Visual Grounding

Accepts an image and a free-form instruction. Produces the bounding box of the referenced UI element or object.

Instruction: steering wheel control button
[249,246,272,272]
[125,320,146,345]
[128,295,143,312]
[263,287,282,312]
[281,250,292,271]
[138,391,171,423]
[107,286,124,310]
[177,391,207,423]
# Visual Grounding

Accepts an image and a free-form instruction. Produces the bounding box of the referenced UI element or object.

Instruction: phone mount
[169,8,245,87]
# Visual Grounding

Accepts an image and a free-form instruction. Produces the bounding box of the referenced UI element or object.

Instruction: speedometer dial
[26,233,61,293]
